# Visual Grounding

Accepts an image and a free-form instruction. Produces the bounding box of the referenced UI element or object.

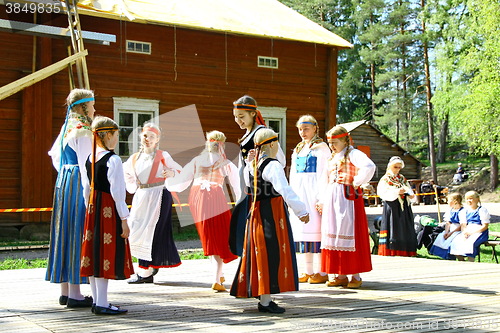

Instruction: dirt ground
[421,165,499,203]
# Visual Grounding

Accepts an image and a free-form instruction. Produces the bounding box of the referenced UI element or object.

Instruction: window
[126,40,151,54]
[258,56,279,69]
[113,97,160,158]
[259,106,287,150]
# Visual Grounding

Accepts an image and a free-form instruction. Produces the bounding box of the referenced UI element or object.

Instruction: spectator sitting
[453,163,468,184]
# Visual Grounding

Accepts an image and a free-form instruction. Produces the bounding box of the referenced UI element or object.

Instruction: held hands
[162,168,175,179]
[246,149,256,163]
[299,214,310,224]
[315,203,323,215]
[121,219,130,238]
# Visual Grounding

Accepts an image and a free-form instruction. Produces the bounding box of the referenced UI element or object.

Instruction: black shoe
[152,268,159,276]
[94,304,128,315]
[59,295,68,305]
[258,301,285,314]
[67,296,93,308]
[91,303,96,313]
[127,274,153,284]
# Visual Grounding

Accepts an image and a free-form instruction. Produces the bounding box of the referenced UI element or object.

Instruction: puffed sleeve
[377,175,400,202]
[168,158,195,193]
[349,149,376,187]
[163,151,182,172]
[276,143,286,167]
[262,160,308,218]
[458,208,467,224]
[123,154,138,194]
[107,154,129,220]
[479,206,491,225]
[315,143,331,198]
[48,130,63,171]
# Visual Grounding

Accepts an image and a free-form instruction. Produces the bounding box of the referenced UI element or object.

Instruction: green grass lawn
[2,223,499,269]
[416,222,500,263]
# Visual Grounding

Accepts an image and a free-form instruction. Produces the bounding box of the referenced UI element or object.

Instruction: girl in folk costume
[230,129,309,314]
[230,95,286,255]
[46,89,95,308]
[169,131,240,292]
[429,193,466,260]
[449,191,490,262]
[377,156,418,257]
[289,115,331,284]
[123,123,182,284]
[317,126,375,289]
[80,116,133,315]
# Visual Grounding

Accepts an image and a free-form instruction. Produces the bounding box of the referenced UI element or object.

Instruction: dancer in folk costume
[80,116,133,315]
[317,126,376,289]
[429,193,466,260]
[123,123,182,284]
[377,156,418,257]
[170,131,240,292]
[229,95,285,255]
[449,191,490,262]
[46,89,95,308]
[289,115,331,284]
[230,129,309,314]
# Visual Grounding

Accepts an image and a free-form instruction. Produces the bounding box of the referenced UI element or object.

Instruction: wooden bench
[478,231,500,264]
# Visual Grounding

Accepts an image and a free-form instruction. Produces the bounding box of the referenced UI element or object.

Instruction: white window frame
[258,56,279,69]
[113,97,160,158]
[259,106,287,150]
[126,40,152,54]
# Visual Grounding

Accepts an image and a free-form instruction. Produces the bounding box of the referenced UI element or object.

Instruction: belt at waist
[138,181,165,189]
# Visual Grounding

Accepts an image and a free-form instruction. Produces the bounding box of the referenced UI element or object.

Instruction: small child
[449,191,490,262]
[80,116,134,315]
[429,193,466,259]
[230,128,309,314]
[169,130,240,292]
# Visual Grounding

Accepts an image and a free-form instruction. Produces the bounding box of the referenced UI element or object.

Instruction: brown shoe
[346,277,362,289]
[298,273,313,283]
[325,276,349,287]
[211,282,227,292]
[308,273,328,284]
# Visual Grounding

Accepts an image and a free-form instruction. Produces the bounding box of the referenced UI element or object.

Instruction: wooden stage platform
[1,254,499,332]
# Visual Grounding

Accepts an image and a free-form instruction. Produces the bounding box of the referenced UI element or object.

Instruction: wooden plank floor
[1,255,499,332]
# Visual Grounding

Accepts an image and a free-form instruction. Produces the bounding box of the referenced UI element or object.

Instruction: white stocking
[60,282,68,297]
[68,283,83,300]
[213,255,224,283]
[88,277,97,303]
[260,294,272,306]
[95,277,109,308]
[314,253,326,275]
[304,252,314,275]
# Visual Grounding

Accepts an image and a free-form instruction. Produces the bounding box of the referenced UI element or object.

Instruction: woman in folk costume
[317,126,376,289]
[46,89,95,308]
[169,130,240,292]
[289,115,331,284]
[429,193,466,259]
[449,191,490,262]
[229,95,285,255]
[377,156,418,257]
[80,116,133,315]
[230,129,309,314]
[123,123,182,284]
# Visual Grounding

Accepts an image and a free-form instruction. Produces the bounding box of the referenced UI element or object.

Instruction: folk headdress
[294,119,324,154]
[87,122,118,213]
[233,101,266,126]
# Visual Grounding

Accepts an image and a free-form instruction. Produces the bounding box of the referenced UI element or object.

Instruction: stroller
[420,182,435,205]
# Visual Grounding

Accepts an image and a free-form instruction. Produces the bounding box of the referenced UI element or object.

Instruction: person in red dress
[80,116,134,315]
[170,130,240,292]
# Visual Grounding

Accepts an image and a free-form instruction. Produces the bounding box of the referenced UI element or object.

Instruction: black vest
[240,125,265,160]
[86,151,114,194]
[249,158,281,201]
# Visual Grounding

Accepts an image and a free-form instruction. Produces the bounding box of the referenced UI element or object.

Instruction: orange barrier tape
[0,202,237,213]
[367,192,439,198]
